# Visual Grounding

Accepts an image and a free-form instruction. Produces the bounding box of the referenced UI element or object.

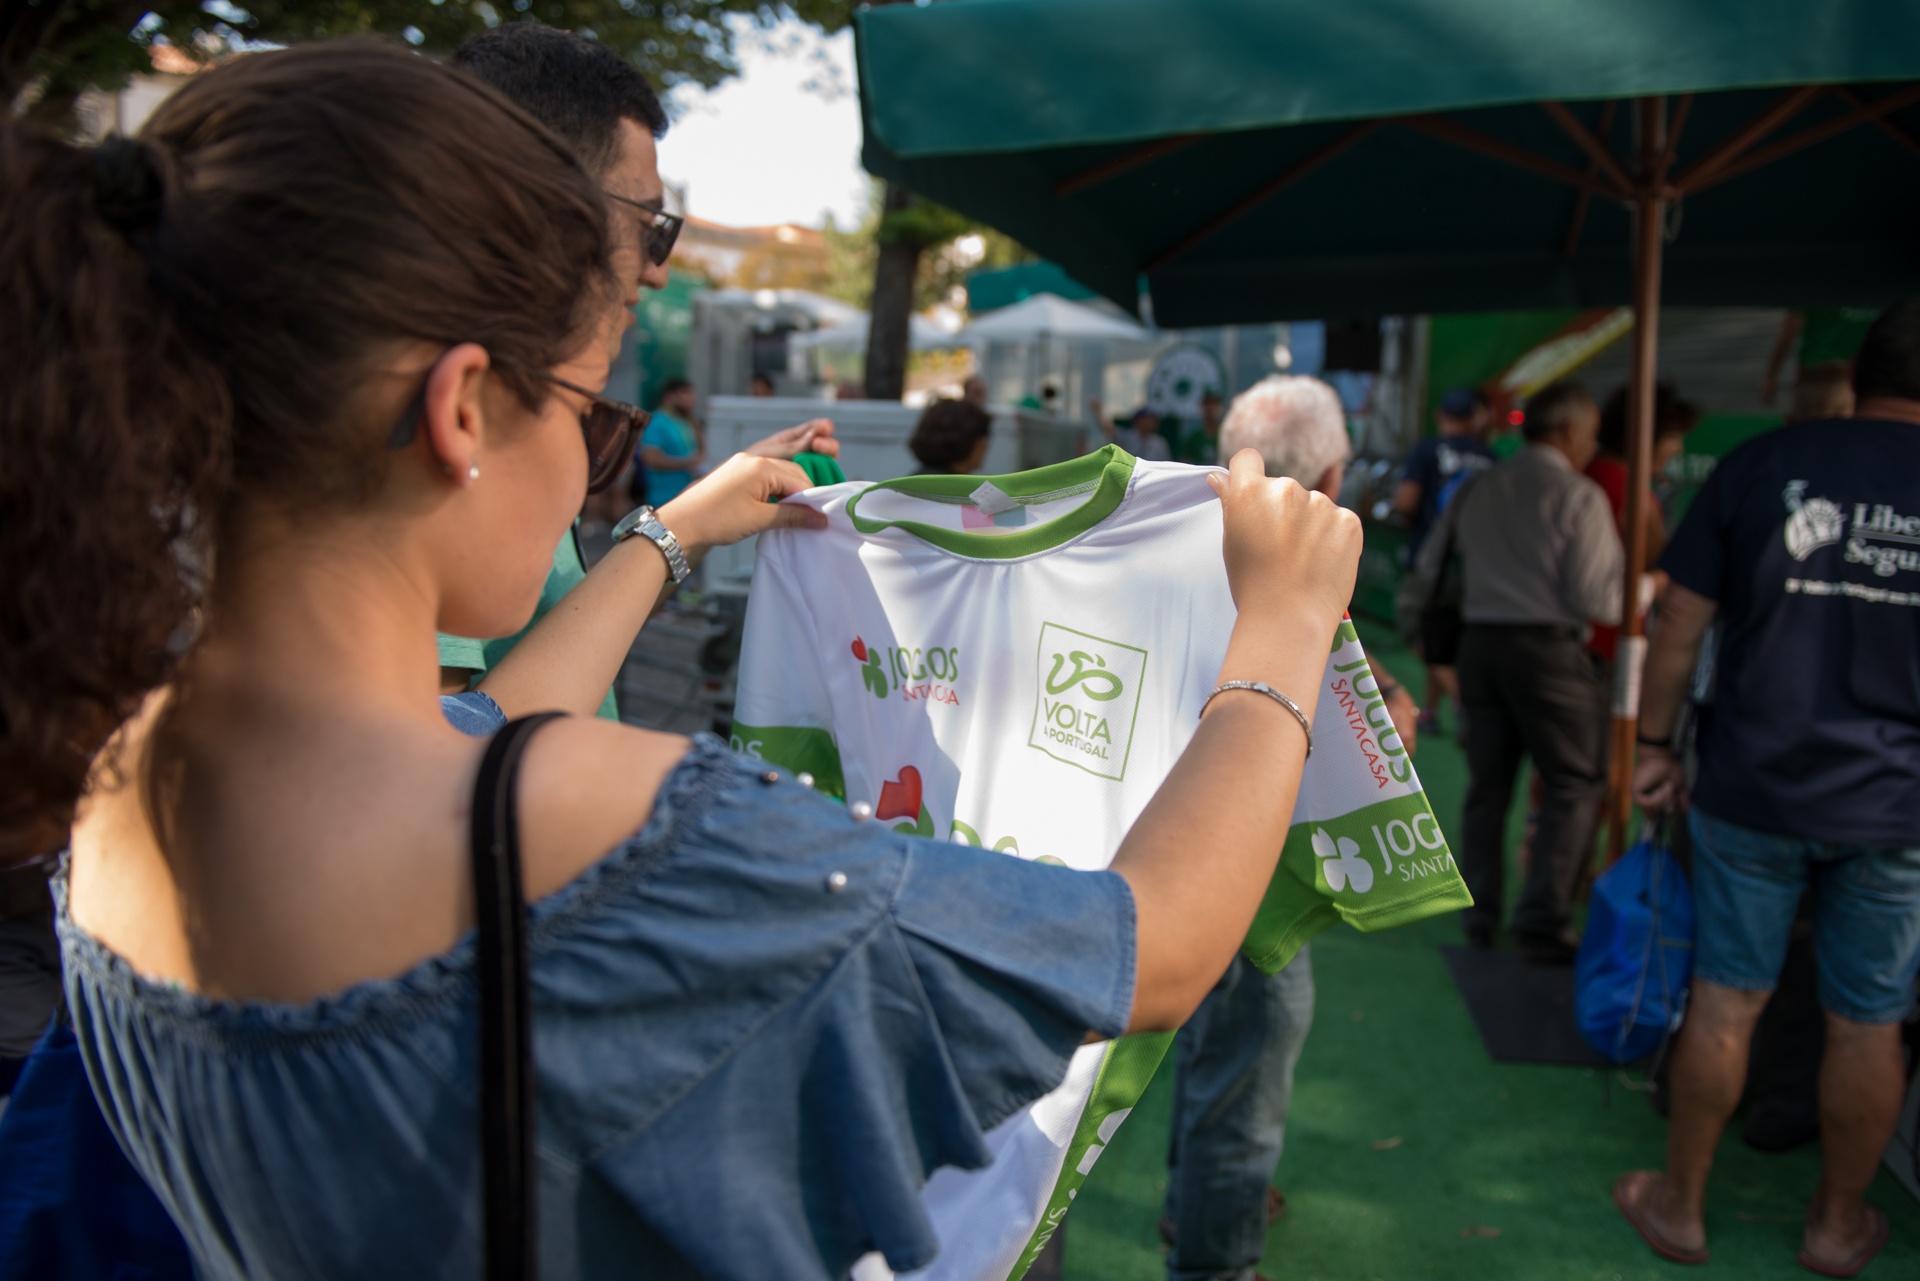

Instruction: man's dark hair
[657,376,692,401]
[1521,381,1596,443]
[1853,297,1920,403]
[910,399,993,472]
[1597,382,1699,457]
[450,24,667,177]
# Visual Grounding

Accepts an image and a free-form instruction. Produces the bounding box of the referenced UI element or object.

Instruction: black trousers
[1456,624,1609,939]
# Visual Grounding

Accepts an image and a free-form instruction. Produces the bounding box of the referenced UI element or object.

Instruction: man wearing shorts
[1615,298,1920,1277]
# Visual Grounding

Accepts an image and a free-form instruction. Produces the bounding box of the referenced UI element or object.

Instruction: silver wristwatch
[611,504,690,584]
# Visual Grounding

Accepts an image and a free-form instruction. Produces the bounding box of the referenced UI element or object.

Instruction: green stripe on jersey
[1007,1032,1174,1280]
[845,445,1137,559]
[729,723,846,800]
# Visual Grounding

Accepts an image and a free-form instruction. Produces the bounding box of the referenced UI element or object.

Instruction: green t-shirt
[1159,415,1219,466]
[437,524,620,721]
[794,451,847,487]
[1799,307,1880,365]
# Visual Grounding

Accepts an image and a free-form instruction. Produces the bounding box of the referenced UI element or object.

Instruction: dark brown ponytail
[0,41,613,861]
[0,127,228,863]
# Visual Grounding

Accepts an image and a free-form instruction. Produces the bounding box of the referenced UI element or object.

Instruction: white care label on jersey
[968,480,1019,515]
[1027,622,1149,781]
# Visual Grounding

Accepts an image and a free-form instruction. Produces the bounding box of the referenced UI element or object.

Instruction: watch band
[611,504,690,584]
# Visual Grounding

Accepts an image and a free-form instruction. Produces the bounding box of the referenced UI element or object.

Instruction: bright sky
[657,19,869,230]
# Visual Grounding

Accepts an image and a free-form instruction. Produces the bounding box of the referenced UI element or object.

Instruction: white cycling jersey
[733,447,1467,1281]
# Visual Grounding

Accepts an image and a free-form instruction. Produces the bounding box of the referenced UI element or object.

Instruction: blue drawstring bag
[1575,835,1696,1064]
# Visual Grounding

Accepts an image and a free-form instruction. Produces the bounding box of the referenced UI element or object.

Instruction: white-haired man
[1157,376,1416,1281]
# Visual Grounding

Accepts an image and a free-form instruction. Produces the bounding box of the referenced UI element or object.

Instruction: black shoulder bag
[470,712,563,1281]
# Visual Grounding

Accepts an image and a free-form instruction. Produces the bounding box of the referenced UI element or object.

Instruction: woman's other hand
[1207,447,1362,630]
[659,453,826,554]
[745,418,839,460]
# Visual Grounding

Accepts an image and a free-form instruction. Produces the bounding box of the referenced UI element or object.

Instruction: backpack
[1575,834,1696,1064]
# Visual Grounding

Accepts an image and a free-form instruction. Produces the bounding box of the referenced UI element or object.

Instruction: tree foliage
[4,0,857,125]
[824,178,1032,313]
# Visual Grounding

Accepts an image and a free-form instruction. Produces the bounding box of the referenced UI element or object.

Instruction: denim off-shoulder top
[57,693,1136,1281]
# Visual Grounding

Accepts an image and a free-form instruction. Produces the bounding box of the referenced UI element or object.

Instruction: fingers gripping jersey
[731,447,1468,1281]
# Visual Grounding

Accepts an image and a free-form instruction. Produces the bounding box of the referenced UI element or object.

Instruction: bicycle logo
[1045,650,1124,702]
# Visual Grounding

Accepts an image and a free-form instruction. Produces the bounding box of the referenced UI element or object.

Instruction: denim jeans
[1163,947,1315,1281]
[1690,806,1920,1024]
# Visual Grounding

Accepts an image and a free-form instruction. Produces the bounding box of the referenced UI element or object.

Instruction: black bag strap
[470,711,564,1281]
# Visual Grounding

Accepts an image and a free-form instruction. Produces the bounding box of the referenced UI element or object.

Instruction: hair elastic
[89,136,168,236]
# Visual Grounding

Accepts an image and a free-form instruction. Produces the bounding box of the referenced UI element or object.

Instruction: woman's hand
[1117,451,1364,1033]
[1207,448,1362,630]
[745,418,839,460]
[658,452,826,555]
[1384,682,1419,757]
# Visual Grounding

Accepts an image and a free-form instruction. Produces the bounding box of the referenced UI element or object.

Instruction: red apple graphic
[851,637,868,662]
[876,766,923,822]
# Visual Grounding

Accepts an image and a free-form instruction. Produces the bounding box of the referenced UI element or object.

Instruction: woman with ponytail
[1,39,1364,1281]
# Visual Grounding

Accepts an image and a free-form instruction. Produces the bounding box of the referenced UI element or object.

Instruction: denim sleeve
[567,751,1137,1280]
[888,847,1136,1128]
[439,690,508,737]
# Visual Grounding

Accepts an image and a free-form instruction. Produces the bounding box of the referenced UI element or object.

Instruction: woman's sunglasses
[604,191,684,267]
[387,359,650,495]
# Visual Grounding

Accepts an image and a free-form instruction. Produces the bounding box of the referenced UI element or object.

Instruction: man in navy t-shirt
[1614,299,1920,1276]
[1393,387,1497,732]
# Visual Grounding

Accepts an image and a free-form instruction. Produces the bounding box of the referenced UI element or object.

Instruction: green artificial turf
[1061,620,1919,1281]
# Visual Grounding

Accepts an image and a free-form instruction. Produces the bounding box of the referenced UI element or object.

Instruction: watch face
[615,507,651,540]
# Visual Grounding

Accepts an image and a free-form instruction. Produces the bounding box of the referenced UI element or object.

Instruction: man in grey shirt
[1413,381,1620,960]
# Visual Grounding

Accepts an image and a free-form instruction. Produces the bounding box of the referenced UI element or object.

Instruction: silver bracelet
[1200,680,1313,757]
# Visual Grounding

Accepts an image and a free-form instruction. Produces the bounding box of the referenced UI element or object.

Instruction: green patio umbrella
[854,0,1920,852]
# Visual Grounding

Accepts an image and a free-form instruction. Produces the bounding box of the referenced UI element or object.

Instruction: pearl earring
[467,463,481,482]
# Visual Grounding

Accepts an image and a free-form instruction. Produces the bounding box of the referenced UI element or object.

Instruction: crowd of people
[1390,308,1920,1276]
[0,21,1915,1281]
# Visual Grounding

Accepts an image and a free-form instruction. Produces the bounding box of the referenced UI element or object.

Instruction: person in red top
[1585,384,1699,661]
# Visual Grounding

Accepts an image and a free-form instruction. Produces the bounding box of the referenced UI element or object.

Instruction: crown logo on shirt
[1782,482,1845,562]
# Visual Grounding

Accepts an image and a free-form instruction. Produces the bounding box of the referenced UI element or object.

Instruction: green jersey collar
[846,445,1137,559]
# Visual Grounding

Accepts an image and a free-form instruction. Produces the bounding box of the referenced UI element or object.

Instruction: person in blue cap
[1393,386,1496,734]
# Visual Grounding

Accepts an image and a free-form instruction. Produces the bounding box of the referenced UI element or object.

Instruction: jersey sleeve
[730,530,848,798]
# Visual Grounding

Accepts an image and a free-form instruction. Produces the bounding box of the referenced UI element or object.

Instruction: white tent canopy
[786,311,962,354]
[958,292,1153,345]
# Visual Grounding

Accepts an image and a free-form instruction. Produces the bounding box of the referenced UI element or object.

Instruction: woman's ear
[420,342,494,487]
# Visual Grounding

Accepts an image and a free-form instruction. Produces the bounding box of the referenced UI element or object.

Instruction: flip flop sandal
[1613,1171,1710,1266]
[1798,1206,1889,1279]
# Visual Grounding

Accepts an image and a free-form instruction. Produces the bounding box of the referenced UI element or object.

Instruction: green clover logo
[852,637,890,700]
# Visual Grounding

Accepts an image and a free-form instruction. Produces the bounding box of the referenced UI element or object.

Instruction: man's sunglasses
[605,191,684,267]
[387,360,649,495]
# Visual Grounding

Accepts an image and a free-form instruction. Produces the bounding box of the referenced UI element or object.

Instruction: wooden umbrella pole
[1606,95,1669,863]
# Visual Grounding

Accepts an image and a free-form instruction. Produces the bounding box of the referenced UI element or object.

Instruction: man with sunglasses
[438,24,837,718]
